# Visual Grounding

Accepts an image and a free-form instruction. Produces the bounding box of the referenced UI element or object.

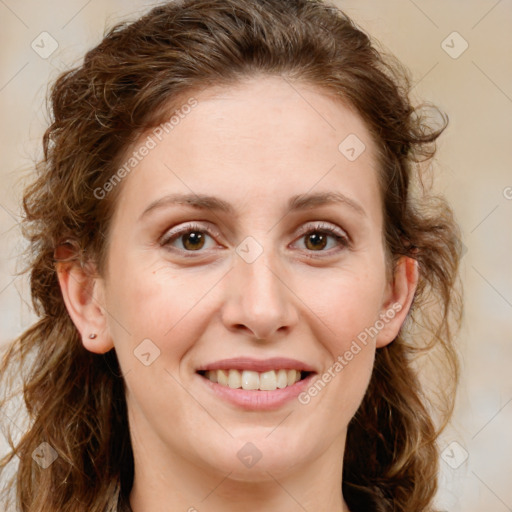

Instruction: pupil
[183,232,204,250]
[306,232,327,250]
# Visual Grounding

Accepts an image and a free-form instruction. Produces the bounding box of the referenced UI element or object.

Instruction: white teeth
[259,370,277,390]
[217,369,229,386]
[241,370,259,390]
[276,369,288,389]
[228,369,242,389]
[203,369,305,390]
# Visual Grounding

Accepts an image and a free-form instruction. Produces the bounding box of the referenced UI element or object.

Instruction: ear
[375,256,419,349]
[56,253,114,354]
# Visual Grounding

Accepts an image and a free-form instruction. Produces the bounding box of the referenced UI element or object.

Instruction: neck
[128,435,349,512]
[129,467,349,512]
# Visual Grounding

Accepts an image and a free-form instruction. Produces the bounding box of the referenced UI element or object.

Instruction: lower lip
[197,373,316,411]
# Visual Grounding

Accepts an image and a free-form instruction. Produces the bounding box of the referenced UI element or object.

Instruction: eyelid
[159,220,350,256]
[290,221,350,256]
[159,221,222,248]
[294,221,348,241]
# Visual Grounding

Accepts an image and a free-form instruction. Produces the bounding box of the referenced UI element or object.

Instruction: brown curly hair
[0,1,463,511]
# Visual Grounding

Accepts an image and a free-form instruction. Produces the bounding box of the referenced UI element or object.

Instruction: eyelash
[160,221,350,258]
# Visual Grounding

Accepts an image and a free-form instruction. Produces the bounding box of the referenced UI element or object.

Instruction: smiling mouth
[197,369,313,391]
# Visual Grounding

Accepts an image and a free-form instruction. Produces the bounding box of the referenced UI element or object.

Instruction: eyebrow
[139,191,366,220]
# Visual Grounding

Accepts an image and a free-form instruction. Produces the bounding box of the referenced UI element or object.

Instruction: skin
[58,75,418,512]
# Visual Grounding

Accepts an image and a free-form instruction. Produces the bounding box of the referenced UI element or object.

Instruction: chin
[192,433,311,481]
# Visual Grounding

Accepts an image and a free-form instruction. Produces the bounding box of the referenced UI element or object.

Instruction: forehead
[113,76,382,222]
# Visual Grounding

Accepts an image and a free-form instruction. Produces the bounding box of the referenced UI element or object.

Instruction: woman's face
[89,76,412,484]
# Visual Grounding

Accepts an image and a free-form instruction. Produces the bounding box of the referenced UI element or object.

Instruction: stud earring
[88,333,97,339]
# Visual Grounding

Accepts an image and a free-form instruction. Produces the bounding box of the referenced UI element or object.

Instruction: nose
[220,250,299,341]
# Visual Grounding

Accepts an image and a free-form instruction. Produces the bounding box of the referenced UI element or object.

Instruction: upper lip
[196,357,317,373]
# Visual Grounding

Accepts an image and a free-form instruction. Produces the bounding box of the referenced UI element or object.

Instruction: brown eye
[292,222,350,256]
[304,232,328,251]
[161,223,219,253]
[181,231,206,251]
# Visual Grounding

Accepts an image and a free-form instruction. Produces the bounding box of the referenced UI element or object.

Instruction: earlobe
[56,259,114,354]
[375,256,419,348]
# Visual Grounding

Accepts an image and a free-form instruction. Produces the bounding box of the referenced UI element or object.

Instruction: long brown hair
[0,1,463,510]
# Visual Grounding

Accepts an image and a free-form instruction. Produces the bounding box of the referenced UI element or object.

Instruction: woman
[0,0,463,510]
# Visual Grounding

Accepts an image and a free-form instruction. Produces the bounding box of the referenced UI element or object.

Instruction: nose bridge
[223,244,297,339]
[244,249,283,306]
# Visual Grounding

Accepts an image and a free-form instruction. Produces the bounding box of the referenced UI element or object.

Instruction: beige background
[1,1,511,510]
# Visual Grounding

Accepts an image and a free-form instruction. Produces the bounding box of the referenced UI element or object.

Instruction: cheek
[295,268,385,414]
[302,266,386,351]
[104,256,226,367]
